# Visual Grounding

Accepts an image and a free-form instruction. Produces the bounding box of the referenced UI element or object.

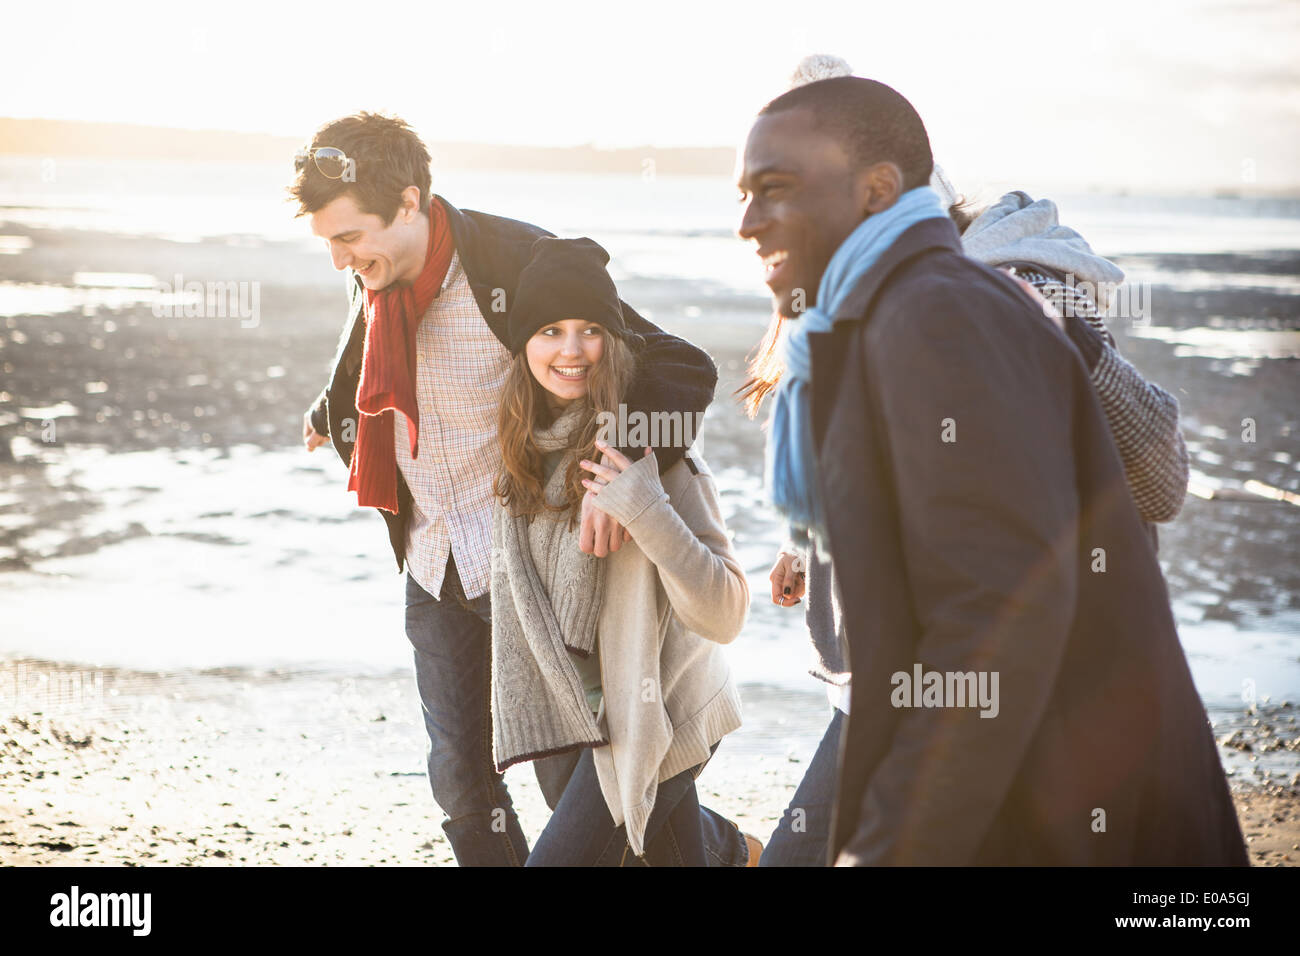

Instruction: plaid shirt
[393,251,511,600]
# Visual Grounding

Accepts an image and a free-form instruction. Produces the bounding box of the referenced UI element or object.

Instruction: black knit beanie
[507,237,633,355]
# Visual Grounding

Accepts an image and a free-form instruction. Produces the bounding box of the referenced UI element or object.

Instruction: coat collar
[436,193,477,270]
[829,216,963,327]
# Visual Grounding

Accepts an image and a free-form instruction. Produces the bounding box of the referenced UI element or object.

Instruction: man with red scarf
[290,113,746,866]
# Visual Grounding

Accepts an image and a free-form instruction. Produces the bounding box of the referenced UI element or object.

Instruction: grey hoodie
[961,190,1126,309]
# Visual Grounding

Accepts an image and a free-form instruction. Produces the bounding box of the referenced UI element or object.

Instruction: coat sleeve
[307,386,329,437]
[304,272,366,440]
[1067,316,1189,522]
[835,276,1080,866]
[1031,276,1189,523]
[590,454,749,644]
[617,299,718,474]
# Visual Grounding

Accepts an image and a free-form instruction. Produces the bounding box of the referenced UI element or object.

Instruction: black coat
[307,195,718,572]
[814,217,1246,865]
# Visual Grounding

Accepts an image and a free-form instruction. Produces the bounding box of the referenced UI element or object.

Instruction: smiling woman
[494,239,635,521]
[525,320,607,412]
[487,234,751,866]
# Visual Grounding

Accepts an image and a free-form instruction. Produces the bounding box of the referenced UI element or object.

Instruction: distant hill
[0,118,736,176]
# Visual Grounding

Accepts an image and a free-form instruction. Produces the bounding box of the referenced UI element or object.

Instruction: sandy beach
[2,658,1296,867]
[0,659,834,866]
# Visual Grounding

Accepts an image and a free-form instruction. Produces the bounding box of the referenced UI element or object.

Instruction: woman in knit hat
[489,236,750,865]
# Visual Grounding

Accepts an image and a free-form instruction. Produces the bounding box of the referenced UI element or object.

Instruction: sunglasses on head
[294,146,354,180]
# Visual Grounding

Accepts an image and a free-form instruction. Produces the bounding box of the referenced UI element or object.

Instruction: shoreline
[1,657,1295,867]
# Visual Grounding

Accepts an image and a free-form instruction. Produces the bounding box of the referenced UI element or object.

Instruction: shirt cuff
[590,453,667,527]
[781,525,808,558]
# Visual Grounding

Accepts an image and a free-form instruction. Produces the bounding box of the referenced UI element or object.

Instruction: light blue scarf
[766,185,949,536]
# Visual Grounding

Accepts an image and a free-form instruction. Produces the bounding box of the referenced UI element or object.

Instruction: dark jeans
[403,559,750,866]
[526,746,712,866]
[760,707,843,867]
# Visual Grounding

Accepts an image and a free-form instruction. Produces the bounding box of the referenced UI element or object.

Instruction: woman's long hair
[735,194,983,419]
[735,309,786,421]
[494,333,636,524]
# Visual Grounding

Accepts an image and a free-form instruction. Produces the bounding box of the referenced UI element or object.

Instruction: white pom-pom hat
[786,54,959,209]
[787,54,854,88]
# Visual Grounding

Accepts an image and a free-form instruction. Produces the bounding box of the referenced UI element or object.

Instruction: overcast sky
[5,0,1298,191]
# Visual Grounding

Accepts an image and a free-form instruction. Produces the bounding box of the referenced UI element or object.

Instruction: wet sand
[3,658,1295,867]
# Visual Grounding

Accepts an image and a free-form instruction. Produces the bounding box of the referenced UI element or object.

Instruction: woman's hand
[578,439,645,550]
[579,489,631,555]
[580,439,653,495]
[769,550,805,607]
[1001,267,1064,332]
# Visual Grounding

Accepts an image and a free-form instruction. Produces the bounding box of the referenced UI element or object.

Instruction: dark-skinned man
[735,77,1246,866]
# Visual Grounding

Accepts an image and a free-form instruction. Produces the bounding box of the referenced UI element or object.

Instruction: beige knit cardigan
[580,448,748,855]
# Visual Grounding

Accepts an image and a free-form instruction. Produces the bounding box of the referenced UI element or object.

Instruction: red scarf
[347,199,454,513]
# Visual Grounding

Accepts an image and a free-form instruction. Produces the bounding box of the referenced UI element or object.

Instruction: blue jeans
[760,707,843,867]
[404,561,750,866]
[526,745,712,866]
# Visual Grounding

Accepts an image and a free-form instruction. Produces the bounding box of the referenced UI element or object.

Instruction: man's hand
[1002,268,1064,332]
[579,492,631,556]
[769,550,805,607]
[303,411,330,452]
